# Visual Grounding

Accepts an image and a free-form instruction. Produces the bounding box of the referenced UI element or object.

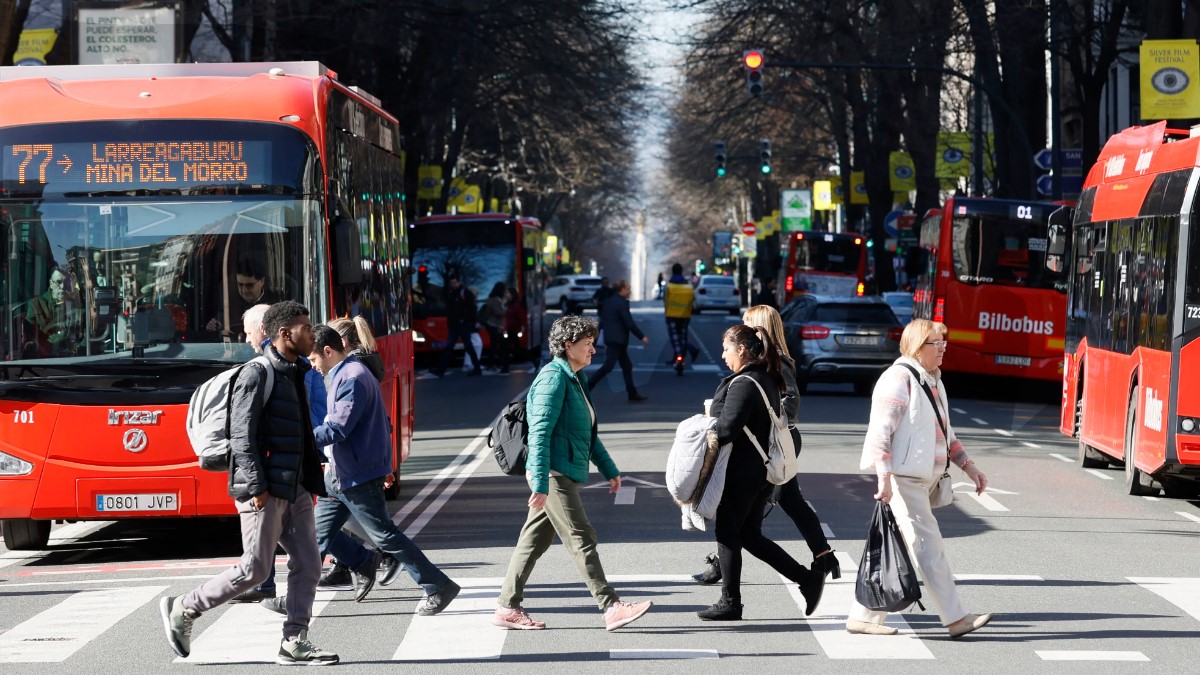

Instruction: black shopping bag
[855,501,923,612]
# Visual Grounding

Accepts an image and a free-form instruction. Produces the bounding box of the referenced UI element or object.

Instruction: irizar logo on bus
[978,312,1054,336]
[108,409,163,426]
[1144,387,1163,433]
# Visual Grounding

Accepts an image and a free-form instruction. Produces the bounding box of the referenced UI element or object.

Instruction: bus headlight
[413,330,426,343]
[1181,418,1197,433]
[0,450,33,476]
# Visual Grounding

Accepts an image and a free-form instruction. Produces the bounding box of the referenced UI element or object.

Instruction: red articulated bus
[779,230,868,303]
[409,213,545,363]
[1055,121,1200,499]
[911,197,1068,381]
[0,62,414,549]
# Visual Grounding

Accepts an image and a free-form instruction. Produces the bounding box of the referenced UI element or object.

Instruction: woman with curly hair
[493,314,652,632]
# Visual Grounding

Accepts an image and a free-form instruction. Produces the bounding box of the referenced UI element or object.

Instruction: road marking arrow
[952,482,1016,512]
[583,476,665,505]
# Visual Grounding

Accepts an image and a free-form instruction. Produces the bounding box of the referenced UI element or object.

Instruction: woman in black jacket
[699,324,824,621]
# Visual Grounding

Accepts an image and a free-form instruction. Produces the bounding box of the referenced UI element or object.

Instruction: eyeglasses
[924,340,948,348]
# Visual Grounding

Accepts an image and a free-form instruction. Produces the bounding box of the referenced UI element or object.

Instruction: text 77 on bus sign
[742,222,757,236]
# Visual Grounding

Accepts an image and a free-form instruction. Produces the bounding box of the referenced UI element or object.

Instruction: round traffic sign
[742,222,757,236]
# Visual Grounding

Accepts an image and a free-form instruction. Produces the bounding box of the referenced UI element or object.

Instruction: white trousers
[849,474,968,626]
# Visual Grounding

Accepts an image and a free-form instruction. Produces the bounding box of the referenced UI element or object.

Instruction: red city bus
[910,197,1067,381]
[0,62,414,549]
[1054,121,1200,499]
[408,213,546,363]
[779,230,868,303]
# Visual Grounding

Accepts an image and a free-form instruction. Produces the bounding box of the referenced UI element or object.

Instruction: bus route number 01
[1013,205,1035,220]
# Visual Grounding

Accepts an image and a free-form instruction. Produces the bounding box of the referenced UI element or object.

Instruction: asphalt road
[1,301,1198,673]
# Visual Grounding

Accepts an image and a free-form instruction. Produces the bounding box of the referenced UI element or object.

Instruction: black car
[780,294,903,395]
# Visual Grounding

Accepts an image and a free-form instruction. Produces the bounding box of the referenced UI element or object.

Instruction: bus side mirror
[332,214,362,286]
[522,247,537,271]
[904,248,927,277]
[1045,206,1073,274]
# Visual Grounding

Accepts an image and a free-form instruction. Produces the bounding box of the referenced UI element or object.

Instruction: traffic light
[759,139,772,174]
[743,50,765,97]
[416,264,429,287]
[714,141,727,177]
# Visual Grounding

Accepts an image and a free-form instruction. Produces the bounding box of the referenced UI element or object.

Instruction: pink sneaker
[604,600,652,631]
[492,606,546,630]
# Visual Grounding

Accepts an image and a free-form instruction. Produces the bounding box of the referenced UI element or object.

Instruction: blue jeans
[314,470,449,595]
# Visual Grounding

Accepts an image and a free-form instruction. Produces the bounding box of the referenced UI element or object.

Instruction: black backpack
[487,400,528,475]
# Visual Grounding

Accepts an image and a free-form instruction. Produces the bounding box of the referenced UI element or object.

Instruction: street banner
[14,28,57,65]
[1140,39,1200,119]
[458,186,482,213]
[76,3,180,65]
[814,180,833,210]
[543,234,558,264]
[755,217,768,240]
[888,151,917,191]
[417,165,442,200]
[781,189,812,231]
[850,171,868,204]
[935,132,972,178]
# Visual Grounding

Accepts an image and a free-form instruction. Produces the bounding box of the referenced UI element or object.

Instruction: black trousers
[588,342,637,395]
[715,479,810,605]
[777,477,831,556]
[438,322,481,373]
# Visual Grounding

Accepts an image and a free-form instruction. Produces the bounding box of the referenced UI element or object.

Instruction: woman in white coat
[846,319,993,638]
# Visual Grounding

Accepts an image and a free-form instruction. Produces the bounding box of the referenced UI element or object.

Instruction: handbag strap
[898,363,950,473]
[731,374,780,464]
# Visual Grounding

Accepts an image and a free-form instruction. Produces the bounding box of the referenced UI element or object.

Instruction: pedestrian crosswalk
[0,569,1197,665]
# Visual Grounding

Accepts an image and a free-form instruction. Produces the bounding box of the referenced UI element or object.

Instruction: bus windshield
[0,195,321,366]
[410,223,517,319]
[951,214,1063,291]
[793,236,862,275]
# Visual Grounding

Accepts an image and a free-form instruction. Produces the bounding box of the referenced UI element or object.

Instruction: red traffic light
[743,50,764,69]
[418,265,427,273]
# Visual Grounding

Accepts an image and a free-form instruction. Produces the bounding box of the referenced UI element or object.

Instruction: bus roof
[1082,121,1200,221]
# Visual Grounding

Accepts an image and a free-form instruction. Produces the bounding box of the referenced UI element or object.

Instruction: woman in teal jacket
[494,315,653,633]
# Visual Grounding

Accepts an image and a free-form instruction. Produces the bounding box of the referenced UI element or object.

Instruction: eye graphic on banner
[1152,68,1190,95]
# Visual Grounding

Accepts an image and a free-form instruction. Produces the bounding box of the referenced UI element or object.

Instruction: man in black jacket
[432,275,482,377]
[160,301,338,665]
[588,280,650,402]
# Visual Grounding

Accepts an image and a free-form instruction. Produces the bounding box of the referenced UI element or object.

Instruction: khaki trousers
[498,475,619,611]
[849,474,969,626]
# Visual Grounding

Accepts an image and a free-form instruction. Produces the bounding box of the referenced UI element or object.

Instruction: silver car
[780,295,903,395]
[694,275,741,315]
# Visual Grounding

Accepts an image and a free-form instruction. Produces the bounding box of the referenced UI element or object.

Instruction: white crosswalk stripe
[1128,577,1200,622]
[0,585,166,663]
[393,577,506,661]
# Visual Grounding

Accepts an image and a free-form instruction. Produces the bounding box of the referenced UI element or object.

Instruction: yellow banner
[814,180,833,210]
[1140,39,1200,119]
[888,151,916,191]
[457,185,482,213]
[417,165,442,200]
[14,28,57,65]
[935,132,972,179]
[850,171,868,204]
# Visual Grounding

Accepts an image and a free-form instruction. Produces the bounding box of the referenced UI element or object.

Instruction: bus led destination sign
[4,139,270,190]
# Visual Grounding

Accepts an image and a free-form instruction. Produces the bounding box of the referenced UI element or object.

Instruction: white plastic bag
[462,331,484,371]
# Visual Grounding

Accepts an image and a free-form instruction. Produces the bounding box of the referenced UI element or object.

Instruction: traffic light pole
[763,59,1038,199]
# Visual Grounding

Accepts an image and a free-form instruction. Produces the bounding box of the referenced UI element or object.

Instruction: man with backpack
[162,301,338,665]
[664,263,699,375]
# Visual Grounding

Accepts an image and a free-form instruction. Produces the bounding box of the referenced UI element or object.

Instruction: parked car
[779,294,903,395]
[882,291,914,324]
[693,275,741,315]
[544,274,603,313]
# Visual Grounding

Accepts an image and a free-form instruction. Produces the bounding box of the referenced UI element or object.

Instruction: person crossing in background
[664,263,699,375]
[493,315,652,632]
[431,274,482,377]
[692,305,839,587]
[588,280,649,403]
[305,325,460,616]
[160,301,337,665]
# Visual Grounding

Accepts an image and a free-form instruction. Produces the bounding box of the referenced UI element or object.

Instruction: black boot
[697,598,743,621]
[691,554,722,585]
[798,568,826,617]
[813,550,841,580]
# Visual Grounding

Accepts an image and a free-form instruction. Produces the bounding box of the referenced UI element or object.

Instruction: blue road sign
[883,210,904,237]
[1037,173,1084,196]
[1034,147,1083,171]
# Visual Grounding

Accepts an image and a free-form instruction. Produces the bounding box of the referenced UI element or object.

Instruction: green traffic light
[761,165,771,174]
[717,167,726,177]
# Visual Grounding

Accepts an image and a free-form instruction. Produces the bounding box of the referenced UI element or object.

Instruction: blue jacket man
[307,325,460,614]
[588,280,649,402]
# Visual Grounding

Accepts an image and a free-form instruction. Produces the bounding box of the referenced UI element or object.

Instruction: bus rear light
[786,275,794,292]
[856,282,865,296]
[0,450,33,476]
[887,328,903,341]
[800,325,830,339]
[933,298,945,323]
